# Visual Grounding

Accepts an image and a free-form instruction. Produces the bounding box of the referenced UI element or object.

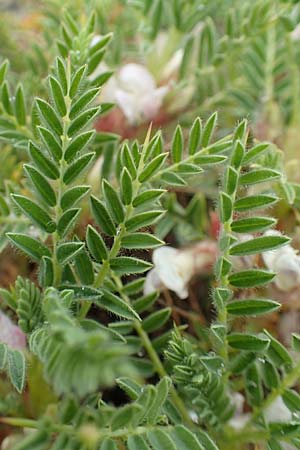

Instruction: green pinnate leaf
[67,107,100,137]
[110,256,152,275]
[36,98,63,136]
[231,217,276,233]
[1,81,12,114]
[245,362,263,407]
[133,292,158,314]
[147,430,176,450]
[260,360,280,390]
[15,84,26,126]
[0,59,9,85]
[234,194,278,211]
[63,152,95,184]
[49,76,66,117]
[171,125,183,163]
[282,389,300,412]
[11,194,56,233]
[219,192,232,223]
[188,117,202,155]
[111,404,142,431]
[100,439,118,450]
[86,224,108,262]
[7,349,26,393]
[69,87,99,119]
[122,143,137,179]
[24,164,56,207]
[61,185,90,210]
[121,233,163,249]
[139,153,168,182]
[69,65,87,98]
[57,208,81,238]
[38,126,62,161]
[228,333,270,351]
[64,130,95,162]
[132,189,165,208]
[102,179,124,223]
[243,142,269,164]
[193,154,226,165]
[161,172,186,186]
[90,195,116,236]
[142,308,171,333]
[56,57,67,95]
[127,435,151,450]
[74,246,95,285]
[228,269,275,288]
[147,377,172,423]
[201,112,217,147]
[57,242,85,264]
[230,235,290,256]
[39,256,54,288]
[227,298,280,316]
[28,141,59,180]
[125,210,165,231]
[89,33,112,55]
[233,119,247,142]
[239,169,281,185]
[99,289,140,321]
[121,168,133,205]
[264,329,293,367]
[225,166,238,195]
[231,140,244,169]
[6,233,51,261]
[171,425,205,450]
[196,431,219,450]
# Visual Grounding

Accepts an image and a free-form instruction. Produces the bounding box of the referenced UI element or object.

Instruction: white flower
[229,394,297,449]
[264,396,298,450]
[0,311,26,349]
[101,63,169,125]
[262,230,300,291]
[228,393,251,430]
[264,396,292,423]
[291,24,300,41]
[144,241,217,299]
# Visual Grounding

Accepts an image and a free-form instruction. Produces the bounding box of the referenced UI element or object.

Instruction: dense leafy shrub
[1,2,300,450]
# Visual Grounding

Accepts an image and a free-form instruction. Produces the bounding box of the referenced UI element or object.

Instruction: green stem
[111,272,193,427]
[0,417,71,434]
[135,320,193,426]
[52,58,72,287]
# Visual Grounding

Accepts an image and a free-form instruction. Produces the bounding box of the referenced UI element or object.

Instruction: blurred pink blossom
[0,311,26,349]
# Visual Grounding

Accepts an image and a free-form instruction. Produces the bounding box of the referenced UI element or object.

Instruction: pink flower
[0,311,26,349]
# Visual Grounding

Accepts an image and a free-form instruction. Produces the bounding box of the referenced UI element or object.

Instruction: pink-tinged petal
[0,312,26,350]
